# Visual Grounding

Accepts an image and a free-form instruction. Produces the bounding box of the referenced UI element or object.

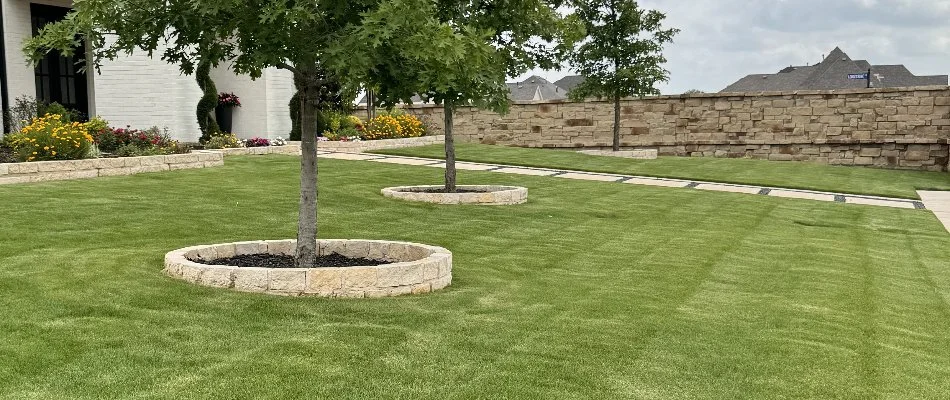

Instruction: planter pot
[215,106,235,133]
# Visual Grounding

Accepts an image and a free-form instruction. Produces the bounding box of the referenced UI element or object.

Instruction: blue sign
[848,73,869,80]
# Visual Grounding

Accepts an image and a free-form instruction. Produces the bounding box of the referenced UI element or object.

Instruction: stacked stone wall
[362,86,950,171]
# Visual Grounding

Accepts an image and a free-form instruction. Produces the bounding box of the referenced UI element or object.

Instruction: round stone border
[163,239,452,298]
[381,185,527,205]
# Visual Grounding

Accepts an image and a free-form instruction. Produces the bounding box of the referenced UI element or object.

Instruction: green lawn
[2,155,950,398]
[372,143,950,199]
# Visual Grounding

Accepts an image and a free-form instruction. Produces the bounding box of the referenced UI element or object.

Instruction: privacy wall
[377,85,950,171]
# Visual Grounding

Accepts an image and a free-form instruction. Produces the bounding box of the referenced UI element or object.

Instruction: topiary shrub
[289,91,301,141]
[196,58,221,143]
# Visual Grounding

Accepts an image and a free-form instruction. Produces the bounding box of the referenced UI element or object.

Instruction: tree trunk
[366,89,376,120]
[612,93,621,152]
[443,101,456,192]
[296,83,319,268]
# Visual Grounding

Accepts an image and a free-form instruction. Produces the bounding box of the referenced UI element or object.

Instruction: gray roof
[554,75,585,91]
[721,47,948,92]
[357,75,580,104]
[508,75,568,101]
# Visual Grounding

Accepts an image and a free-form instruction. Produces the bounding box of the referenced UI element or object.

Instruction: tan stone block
[268,269,306,294]
[168,162,203,170]
[388,285,413,296]
[139,155,167,166]
[411,283,432,294]
[422,260,440,281]
[213,243,237,258]
[342,240,371,258]
[98,167,131,177]
[334,290,366,298]
[306,268,343,294]
[0,176,29,185]
[199,267,234,288]
[6,162,37,174]
[430,275,452,290]
[123,157,143,167]
[179,264,203,283]
[377,263,423,287]
[165,154,199,164]
[264,240,295,256]
[35,160,73,172]
[96,158,126,169]
[234,241,266,255]
[233,268,268,293]
[365,288,392,298]
[130,164,169,174]
[342,267,378,289]
[194,246,218,262]
[0,163,8,175]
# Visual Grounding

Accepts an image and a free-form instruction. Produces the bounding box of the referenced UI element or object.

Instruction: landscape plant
[365,0,580,192]
[244,137,271,147]
[6,114,93,161]
[203,133,242,149]
[26,0,490,267]
[568,0,679,151]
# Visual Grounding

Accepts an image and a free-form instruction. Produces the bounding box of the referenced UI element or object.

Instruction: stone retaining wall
[364,86,950,171]
[318,135,444,153]
[210,136,444,156]
[214,145,301,156]
[0,151,223,185]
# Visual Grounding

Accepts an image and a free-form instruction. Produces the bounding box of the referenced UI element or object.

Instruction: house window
[30,4,88,118]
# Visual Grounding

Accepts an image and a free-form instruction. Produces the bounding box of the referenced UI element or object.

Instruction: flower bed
[163,239,453,298]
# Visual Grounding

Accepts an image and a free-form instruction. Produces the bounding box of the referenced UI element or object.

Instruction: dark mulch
[403,187,490,193]
[0,147,17,164]
[193,253,390,268]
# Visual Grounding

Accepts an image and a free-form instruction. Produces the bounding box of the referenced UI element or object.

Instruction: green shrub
[38,102,83,123]
[204,133,242,149]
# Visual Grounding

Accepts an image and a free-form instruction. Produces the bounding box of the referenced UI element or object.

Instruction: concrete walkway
[918,191,950,231]
[318,150,928,211]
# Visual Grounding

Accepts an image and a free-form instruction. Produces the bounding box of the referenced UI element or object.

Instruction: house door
[30,4,88,118]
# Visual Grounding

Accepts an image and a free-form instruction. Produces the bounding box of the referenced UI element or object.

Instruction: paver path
[319,150,929,211]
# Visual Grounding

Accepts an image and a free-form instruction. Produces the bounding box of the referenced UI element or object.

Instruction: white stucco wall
[2,0,294,141]
[212,65,294,140]
[93,43,202,141]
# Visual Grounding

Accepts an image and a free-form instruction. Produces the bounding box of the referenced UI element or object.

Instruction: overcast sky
[514,0,950,94]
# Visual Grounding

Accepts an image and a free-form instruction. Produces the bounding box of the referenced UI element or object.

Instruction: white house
[1,0,295,141]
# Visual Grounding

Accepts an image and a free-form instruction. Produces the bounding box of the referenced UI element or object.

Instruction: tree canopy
[25,0,510,266]
[567,0,678,101]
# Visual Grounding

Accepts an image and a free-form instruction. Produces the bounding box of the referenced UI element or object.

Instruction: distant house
[554,75,585,92]
[721,47,948,92]
[507,75,568,101]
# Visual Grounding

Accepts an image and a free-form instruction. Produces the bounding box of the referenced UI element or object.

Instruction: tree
[365,0,579,192]
[568,0,678,151]
[683,89,704,95]
[26,0,482,267]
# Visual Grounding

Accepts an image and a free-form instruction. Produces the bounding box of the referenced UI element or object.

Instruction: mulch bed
[401,187,491,193]
[193,253,390,268]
